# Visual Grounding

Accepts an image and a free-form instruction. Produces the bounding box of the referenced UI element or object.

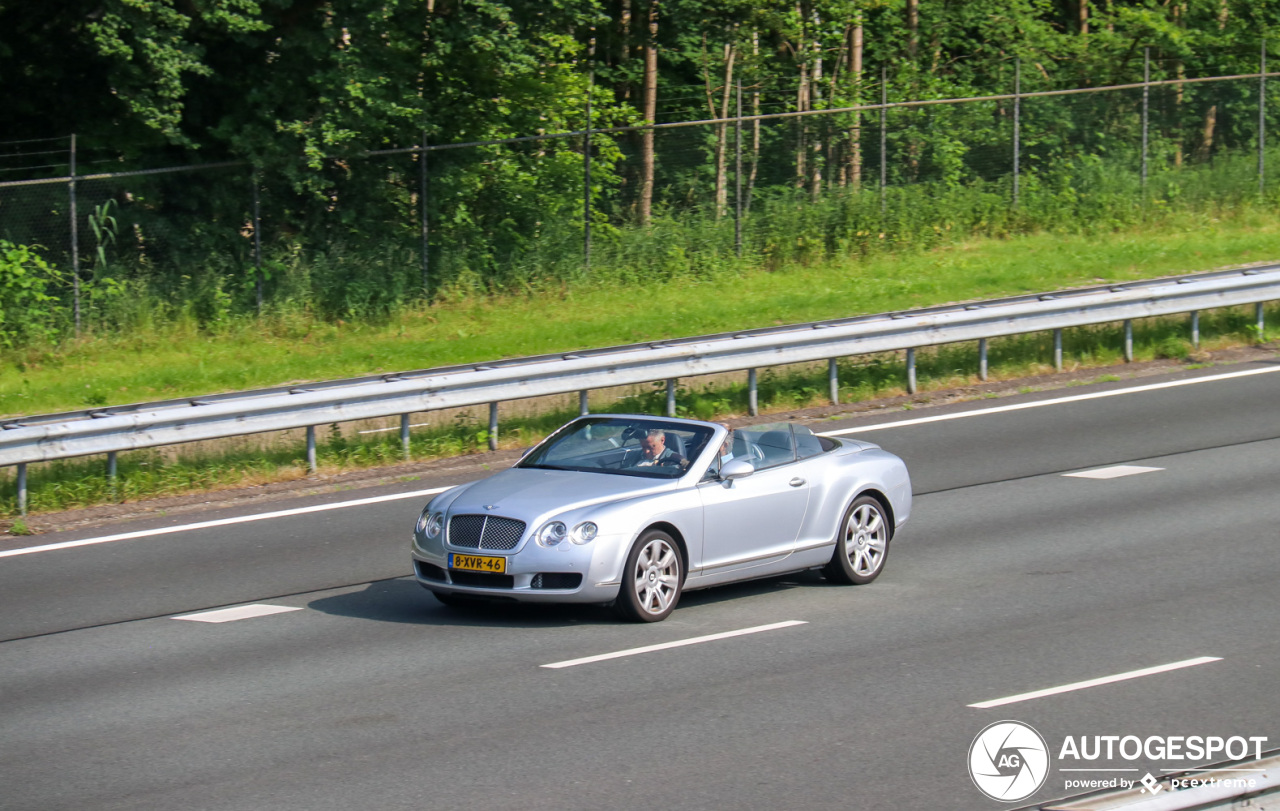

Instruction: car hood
[445,467,676,519]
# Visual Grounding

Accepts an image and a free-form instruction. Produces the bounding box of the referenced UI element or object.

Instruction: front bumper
[411,538,625,604]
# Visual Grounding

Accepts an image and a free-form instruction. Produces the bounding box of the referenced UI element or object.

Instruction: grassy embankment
[2,208,1277,521]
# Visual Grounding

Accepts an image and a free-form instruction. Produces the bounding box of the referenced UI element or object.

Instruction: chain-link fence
[0,49,1275,342]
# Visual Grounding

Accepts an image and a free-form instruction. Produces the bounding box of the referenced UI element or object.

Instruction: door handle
[789,477,806,487]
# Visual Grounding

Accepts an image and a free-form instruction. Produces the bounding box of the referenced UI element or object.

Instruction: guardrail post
[1257,302,1266,342]
[665,379,676,417]
[579,390,589,416]
[748,369,758,416]
[1054,328,1063,371]
[488,403,498,450]
[400,414,410,460]
[978,338,989,381]
[16,463,27,516]
[828,358,839,404]
[107,451,117,494]
[906,348,917,394]
[1191,311,1200,347]
[1124,320,1134,362]
[306,426,317,474]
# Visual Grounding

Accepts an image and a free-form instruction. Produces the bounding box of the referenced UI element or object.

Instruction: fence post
[1142,47,1150,196]
[1054,328,1064,371]
[906,348,917,394]
[107,451,117,488]
[748,369,758,416]
[579,390,589,416]
[979,338,989,381]
[420,130,430,294]
[1257,302,1266,342]
[252,169,263,315]
[400,414,411,460]
[70,133,80,336]
[17,463,27,517]
[735,77,743,258]
[880,65,888,215]
[488,403,498,451]
[1261,40,1268,196]
[828,358,839,405]
[1124,320,1134,362]
[665,379,676,417]
[306,426,317,474]
[1191,311,1200,347]
[1013,59,1021,208]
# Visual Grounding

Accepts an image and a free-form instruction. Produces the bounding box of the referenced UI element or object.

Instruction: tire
[614,529,684,622]
[824,495,891,585]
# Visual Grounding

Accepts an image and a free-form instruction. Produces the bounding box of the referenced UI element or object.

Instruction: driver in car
[635,428,688,469]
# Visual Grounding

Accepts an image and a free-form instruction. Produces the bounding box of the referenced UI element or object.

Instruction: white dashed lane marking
[969,656,1222,708]
[541,620,808,669]
[1064,465,1164,479]
[173,604,304,623]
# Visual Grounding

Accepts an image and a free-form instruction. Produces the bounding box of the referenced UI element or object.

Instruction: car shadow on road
[309,569,833,628]
[307,577,621,628]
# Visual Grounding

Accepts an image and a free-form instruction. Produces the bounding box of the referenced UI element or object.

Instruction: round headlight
[537,521,568,547]
[416,507,432,535]
[425,512,444,539]
[572,522,598,544]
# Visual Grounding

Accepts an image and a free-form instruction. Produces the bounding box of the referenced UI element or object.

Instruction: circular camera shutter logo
[968,720,1050,803]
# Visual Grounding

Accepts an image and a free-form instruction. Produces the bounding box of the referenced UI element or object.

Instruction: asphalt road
[2,358,1278,810]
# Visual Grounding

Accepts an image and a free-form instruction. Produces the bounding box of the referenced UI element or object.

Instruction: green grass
[2,290,1275,519]
[5,208,1279,416]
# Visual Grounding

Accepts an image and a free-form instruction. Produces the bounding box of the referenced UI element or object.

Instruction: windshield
[519,417,715,479]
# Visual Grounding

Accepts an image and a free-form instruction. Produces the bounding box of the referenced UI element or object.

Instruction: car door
[697,425,810,574]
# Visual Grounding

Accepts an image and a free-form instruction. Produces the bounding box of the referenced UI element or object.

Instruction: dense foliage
[0,1,1278,343]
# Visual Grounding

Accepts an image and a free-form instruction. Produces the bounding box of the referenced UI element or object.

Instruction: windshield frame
[518,416,717,480]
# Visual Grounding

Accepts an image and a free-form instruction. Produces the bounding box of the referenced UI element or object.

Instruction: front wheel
[824,495,890,585]
[615,530,683,622]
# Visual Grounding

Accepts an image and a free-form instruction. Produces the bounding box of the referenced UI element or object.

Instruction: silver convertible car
[411,415,911,622]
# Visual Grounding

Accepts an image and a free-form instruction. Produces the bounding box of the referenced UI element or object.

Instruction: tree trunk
[849,18,863,190]
[810,9,823,199]
[906,0,919,59]
[747,30,760,213]
[795,4,809,191]
[704,41,736,218]
[1197,105,1217,162]
[639,0,658,224]
[1079,0,1088,35]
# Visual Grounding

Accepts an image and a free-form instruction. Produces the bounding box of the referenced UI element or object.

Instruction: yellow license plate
[449,553,506,573]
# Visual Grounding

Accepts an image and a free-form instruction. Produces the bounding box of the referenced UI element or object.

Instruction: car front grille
[449,571,515,589]
[531,573,583,590]
[415,561,447,582]
[448,515,527,550]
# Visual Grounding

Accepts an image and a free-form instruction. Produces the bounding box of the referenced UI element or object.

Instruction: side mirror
[720,458,755,481]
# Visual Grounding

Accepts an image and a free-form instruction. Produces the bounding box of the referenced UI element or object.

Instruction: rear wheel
[615,529,683,622]
[824,495,890,585]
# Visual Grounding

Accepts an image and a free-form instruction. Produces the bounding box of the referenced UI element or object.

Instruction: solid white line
[969,656,1222,708]
[1064,465,1164,479]
[1059,769,1141,772]
[818,365,1280,436]
[0,486,451,560]
[540,620,808,669]
[173,604,303,623]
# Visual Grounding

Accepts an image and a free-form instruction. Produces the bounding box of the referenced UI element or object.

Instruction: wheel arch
[641,521,690,574]
[852,488,895,540]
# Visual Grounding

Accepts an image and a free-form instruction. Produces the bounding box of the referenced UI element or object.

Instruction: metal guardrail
[3,263,1278,511]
